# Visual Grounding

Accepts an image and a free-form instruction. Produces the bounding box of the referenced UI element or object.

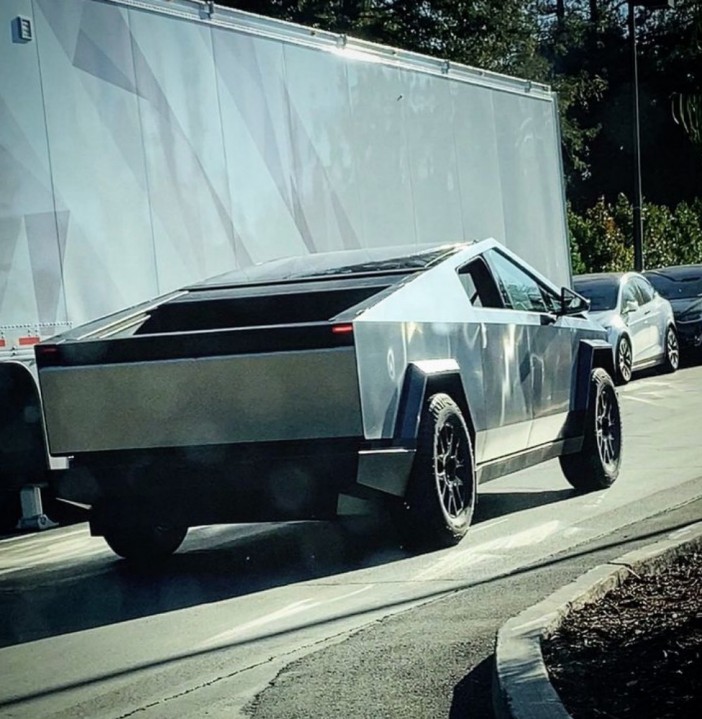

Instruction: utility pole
[627,1,675,271]
[628,1,645,271]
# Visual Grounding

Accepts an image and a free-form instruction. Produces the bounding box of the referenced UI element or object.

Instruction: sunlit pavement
[1,365,701,718]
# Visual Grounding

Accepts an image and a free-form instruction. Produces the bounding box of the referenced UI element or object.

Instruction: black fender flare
[393,360,476,447]
[0,361,48,490]
[572,339,616,414]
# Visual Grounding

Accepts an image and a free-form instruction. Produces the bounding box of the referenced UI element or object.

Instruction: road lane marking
[413,520,563,581]
[197,585,374,649]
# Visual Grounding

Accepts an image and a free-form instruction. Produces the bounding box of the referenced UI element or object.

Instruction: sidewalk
[246,497,702,719]
[494,519,702,719]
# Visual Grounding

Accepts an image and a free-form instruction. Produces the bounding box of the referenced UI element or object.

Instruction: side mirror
[559,287,590,316]
[624,299,639,314]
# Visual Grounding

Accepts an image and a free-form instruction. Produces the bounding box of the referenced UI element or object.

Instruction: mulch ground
[542,550,702,719]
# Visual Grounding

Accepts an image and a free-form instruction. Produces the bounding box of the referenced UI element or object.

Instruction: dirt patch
[542,551,702,719]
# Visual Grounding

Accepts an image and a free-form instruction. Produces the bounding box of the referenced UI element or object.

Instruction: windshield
[573,278,619,311]
[646,271,702,301]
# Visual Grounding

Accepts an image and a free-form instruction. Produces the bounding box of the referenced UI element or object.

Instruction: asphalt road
[1,364,701,719]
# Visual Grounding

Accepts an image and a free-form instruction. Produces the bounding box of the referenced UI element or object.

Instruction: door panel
[632,277,663,360]
[479,249,575,453]
[621,280,648,363]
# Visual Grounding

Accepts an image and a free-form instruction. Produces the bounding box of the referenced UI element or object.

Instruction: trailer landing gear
[16,486,57,531]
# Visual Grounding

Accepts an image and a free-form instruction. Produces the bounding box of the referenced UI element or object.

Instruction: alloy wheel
[618,337,632,383]
[595,385,620,470]
[666,327,679,370]
[435,421,469,519]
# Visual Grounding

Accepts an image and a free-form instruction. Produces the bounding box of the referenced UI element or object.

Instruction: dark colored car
[644,265,702,353]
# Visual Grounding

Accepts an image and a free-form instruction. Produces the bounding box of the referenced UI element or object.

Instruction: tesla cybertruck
[36,240,622,560]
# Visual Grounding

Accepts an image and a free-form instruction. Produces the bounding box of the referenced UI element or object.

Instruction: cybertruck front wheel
[104,523,188,563]
[395,393,475,551]
[560,368,622,492]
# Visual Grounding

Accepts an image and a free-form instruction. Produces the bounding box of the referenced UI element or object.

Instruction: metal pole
[629,1,645,271]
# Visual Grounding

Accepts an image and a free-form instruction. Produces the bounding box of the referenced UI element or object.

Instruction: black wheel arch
[0,361,49,489]
[572,339,616,413]
[562,339,617,443]
[393,362,476,449]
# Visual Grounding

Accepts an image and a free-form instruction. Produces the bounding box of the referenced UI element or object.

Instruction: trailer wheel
[104,524,187,563]
[395,393,475,551]
[559,368,622,492]
[0,492,21,533]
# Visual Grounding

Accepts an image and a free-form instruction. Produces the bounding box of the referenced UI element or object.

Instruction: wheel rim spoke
[668,330,679,366]
[595,387,619,468]
[436,420,469,518]
[619,340,631,379]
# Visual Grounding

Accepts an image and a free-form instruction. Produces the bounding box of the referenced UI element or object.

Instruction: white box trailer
[0,0,571,529]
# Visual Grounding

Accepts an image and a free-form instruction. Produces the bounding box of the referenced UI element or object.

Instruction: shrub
[568,195,702,274]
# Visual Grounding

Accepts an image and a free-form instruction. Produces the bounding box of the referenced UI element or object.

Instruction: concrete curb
[492,520,702,719]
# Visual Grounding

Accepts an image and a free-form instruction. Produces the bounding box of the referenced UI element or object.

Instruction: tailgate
[39,348,362,454]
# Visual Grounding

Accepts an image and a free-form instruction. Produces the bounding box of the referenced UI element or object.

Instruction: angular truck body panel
[40,348,362,454]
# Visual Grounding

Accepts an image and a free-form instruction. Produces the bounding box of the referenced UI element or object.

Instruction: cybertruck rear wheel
[104,523,187,563]
[395,393,475,551]
[560,368,622,492]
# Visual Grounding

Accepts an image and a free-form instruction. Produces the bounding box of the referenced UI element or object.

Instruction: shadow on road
[449,654,496,718]
[0,515,406,649]
[0,482,583,651]
[474,488,576,523]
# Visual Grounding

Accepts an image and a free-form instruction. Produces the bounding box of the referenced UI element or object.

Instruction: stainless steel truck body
[36,241,623,558]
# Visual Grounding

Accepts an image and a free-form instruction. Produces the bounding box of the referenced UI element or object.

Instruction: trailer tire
[395,393,475,551]
[104,524,187,563]
[0,492,21,533]
[559,368,622,492]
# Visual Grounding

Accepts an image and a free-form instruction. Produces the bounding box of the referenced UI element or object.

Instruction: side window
[484,250,553,313]
[621,281,639,310]
[457,258,504,309]
[632,276,654,304]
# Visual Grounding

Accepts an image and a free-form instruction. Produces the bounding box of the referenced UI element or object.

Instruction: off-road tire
[615,334,633,385]
[104,524,187,562]
[395,393,475,551]
[560,368,622,492]
[661,325,679,374]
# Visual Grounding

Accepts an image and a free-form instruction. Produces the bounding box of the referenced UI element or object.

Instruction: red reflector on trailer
[331,324,353,335]
[36,346,59,355]
[0,339,5,348]
[19,336,40,346]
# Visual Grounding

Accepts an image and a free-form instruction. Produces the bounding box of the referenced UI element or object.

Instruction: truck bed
[36,274,401,456]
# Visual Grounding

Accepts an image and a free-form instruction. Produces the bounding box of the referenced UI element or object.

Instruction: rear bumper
[54,438,416,527]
